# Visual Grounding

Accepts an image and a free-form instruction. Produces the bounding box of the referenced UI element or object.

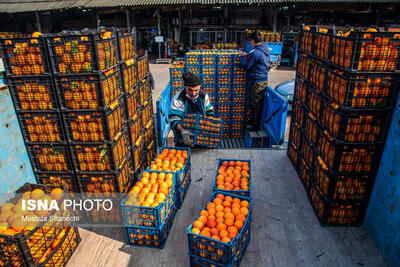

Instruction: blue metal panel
[364,90,400,267]
[261,86,288,147]
[244,41,283,56]
[157,83,171,146]
[0,87,35,203]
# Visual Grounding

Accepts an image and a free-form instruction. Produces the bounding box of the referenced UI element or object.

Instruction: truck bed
[67,149,385,267]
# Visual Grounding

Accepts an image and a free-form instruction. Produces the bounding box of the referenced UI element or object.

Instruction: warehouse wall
[0,87,35,202]
[364,90,400,267]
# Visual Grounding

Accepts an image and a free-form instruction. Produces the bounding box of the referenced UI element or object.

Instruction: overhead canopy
[0,0,398,13]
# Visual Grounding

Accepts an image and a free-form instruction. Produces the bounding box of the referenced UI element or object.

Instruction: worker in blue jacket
[239,31,270,130]
[169,72,215,146]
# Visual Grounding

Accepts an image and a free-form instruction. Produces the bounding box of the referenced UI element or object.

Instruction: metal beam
[126,9,130,28]
[35,12,42,32]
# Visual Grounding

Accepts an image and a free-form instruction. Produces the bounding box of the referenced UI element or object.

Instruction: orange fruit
[142,172,150,178]
[222,161,229,167]
[208,208,216,216]
[232,207,241,216]
[198,215,207,225]
[217,185,225,190]
[228,161,235,167]
[50,188,63,201]
[200,210,209,217]
[234,220,244,230]
[192,228,200,234]
[200,230,211,238]
[206,219,217,229]
[215,194,225,200]
[193,220,204,231]
[235,161,243,167]
[241,200,249,208]
[31,189,44,200]
[221,237,232,243]
[224,207,231,214]
[216,211,224,218]
[228,231,237,240]
[223,201,231,208]
[224,218,234,227]
[217,223,226,231]
[211,235,221,241]
[225,196,232,202]
[240,207,249,216]
[210,228,219,236]
[219,229,228,239]
[215,204,224,212]
[213,198,223,205]
[206,203,216,210]
[216,217,224,224]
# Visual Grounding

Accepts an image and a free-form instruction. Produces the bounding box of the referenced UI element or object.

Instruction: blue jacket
[239,44,270,82]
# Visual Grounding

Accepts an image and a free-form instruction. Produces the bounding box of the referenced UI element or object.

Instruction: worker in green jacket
[169,72,215,146]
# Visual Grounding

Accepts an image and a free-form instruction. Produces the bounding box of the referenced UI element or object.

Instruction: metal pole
[96,10,100,28]
[158,8,161,59]
[273,8,278,32]
[35,12,42,32]
[126,9,130,28]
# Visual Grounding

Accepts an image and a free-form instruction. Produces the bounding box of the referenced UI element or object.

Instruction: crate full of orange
[213,159,251,197]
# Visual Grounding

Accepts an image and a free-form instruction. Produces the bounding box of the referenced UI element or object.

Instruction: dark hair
[250,31,262,43]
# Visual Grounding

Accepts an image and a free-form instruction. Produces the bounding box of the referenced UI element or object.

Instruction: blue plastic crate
[217,65,232,75]
[232,65,246,75]
[201,64,217,75]
[265,42,283,55]
[189,232,250,267]
[201,75,217,85]
[186,64,201,75]
[201,54,217,65]
[217,74,232,86]
[170,66,184,80]
[185,53,201,65]
[217,53,233,65]
[202,84,216,95]
[187,192,252,266]
[156,146,191,185]
[212,159,251,197]
[232,75,246,85]
[182,114,224,148]
[120,170,177,230]
[177,167,191,209]
[125,203,177,249]
[231,94,247,104]
[171,86,185,98]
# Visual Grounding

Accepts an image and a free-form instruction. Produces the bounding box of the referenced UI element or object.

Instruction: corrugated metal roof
[0,0,399,13]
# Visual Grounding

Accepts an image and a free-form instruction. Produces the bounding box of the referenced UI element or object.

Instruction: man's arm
[239,51,256,71]
[204,94,215,117]
[168,97,185,131]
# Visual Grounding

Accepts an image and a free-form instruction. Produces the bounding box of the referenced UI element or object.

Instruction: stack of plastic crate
[47,30,131,223]
[169,58,185,97]
[216,52,233,138]
[0,33,80,195]
[288,25,400,226]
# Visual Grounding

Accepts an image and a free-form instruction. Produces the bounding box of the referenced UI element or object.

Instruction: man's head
[250,31,262,47]
[182,72,201,100]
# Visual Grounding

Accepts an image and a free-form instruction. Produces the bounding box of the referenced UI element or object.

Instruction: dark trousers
[248,81,268,130]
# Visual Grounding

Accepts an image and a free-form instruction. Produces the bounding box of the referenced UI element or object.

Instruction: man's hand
[181,130,194,146]
[238,51,247,57]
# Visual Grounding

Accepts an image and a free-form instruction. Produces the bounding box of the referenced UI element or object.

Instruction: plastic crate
[288,120,302,149]
[17,111,65,144]
[186,64,201,75]
[330,28,400,72]
[0,183,76,266]
[304,111,319,145]
[287,142,300,172]
[47,31,118,74]
[125,85,140,120]
[177,168,191,209]
[138,75,151,104]
[27,144,73,172]
[171,78,184,88]
[121,170,177,230]
[155,146,191,185]
[137,54,149,80]
[201,54,216,65]
[128,111,142,149]
[313,157,375,202]
[77,156,134,196]
[294,76,308,104]
[316,129,383,174]
[7,76,59,112]
[40,226,81,267]
[217,75,231,86]
[309,61,327,91]
[70,127,129,173]
[143,118,155,147]
[182,114,223,148]
[116,28,136,61]
[170,59,185,79]
[202,83,216,95]
[131,135,145,172]
[299,158,313,191]
[325,68,399,110]
[120,59,137,93]
[62,96,125,143]
[296,53,311,80]
[217,53,233,65]
[201,64,216,75]
[201,75,216,85]
[141,96,153,126]
[35,172,80,195]
[232,65,246,76]
[320,98,390,143]
[55,67,122,110]
[125,203,177,249]
[187,192,252,266]
[0,36,51,76]
[145,139,157,167]
[213,159,251,197]
[185,53,201,65]
[232,75,246,85]
[314,28,331,60]
[231,94,246,105]
[308,185,367,226]
[217,85,231,95]
[299,82,322,118]
[217,65,232,75]
[299,29,313,54]
[171,86,184,98]
[299,131,315,169]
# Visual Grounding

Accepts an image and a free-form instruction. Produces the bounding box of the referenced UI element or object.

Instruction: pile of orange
[0,188,63,236]
[191,194,249,243]
[215,160,250,191]
[150,148,188,173]
[126,171,174,207]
